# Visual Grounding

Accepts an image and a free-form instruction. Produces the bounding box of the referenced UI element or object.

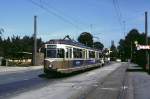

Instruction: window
[89,51,95,58]
[99,52,103,58]
[73,48,82,58]
[47,49,56,58]
[57,49,64,58]
[46,48,64,58]
[82,50,86,59]
[96,52,99,58]
[66,48,72,58]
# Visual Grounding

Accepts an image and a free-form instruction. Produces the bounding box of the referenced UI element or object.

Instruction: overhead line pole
[145,12,149,73]
[123,21,126,61]
[123,21,126,38]
[130,41,132,61]
[32,16,37,66]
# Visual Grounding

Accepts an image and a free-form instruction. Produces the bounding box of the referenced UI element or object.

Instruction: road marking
[100,87,118,91]
[23,78,29,80]
[122,86,128,89]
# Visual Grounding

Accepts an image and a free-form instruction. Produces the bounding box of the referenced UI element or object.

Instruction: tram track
[80,62,129,99]
[117,63,129,99]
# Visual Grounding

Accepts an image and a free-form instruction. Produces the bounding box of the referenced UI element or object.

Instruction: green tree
[117,39,125,61]
[118,29,140,60]
[93,41,104,50]
[110,41,118,61]
[0,36,3,56]
[118,28,149,69]
[78,32,93,47]
[0,35,43,60]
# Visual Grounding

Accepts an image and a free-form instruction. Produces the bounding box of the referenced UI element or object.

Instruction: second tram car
[44,39,104,74]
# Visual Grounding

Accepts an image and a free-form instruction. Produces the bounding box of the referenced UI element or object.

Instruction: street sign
[136,45,150,50]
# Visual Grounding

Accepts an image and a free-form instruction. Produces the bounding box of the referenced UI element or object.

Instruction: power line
[112,0,124,29]
[38,0,89,28]
[28,0,83,30]
[115,0,122,19]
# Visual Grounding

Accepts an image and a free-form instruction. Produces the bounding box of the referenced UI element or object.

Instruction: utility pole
[145,12,149,72]
[130,41,132,61]
[123,21,126,38]
[123,21,126,61]
[32,16,37,66]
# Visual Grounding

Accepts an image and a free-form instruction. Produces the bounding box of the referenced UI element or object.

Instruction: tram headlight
[49,64,53,68]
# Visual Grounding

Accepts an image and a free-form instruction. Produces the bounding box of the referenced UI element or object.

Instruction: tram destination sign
[47,45,56,49]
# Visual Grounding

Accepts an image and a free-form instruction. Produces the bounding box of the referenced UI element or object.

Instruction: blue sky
[0,0,150,47]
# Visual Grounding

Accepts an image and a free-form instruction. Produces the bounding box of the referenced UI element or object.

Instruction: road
[0,62,128,99]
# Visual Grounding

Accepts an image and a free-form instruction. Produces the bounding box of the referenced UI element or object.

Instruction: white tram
[44,39,104,74]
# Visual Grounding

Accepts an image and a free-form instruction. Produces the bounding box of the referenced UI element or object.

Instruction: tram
[44,39,104,74]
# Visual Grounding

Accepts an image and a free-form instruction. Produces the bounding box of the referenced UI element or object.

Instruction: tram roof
[46,39,101,51]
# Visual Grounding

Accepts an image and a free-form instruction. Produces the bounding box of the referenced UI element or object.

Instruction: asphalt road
[0,69,43,85]
[0,62,128,99]
[0,68,60,99]
[84,63,128,99]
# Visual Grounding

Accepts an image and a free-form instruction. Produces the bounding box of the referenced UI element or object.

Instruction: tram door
[66,47,72,68]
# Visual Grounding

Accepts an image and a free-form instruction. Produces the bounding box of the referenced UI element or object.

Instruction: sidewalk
[127,63,150,99]
[0,66,43,73]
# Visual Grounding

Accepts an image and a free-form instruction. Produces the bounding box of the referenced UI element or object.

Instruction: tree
[117,39,125,61]
[0,36,3,56]
[78,32,93,47]
[93,41,104,50]
[0,35,43,59]
[118,28,148,69]
[118,29,140,60]
[110,40,118,61]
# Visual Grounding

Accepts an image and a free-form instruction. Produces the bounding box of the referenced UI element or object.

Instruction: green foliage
[110,41,118,61]
[0,35,43,60]
[118,29,140,60]
[78,32,93,47]
[93,42,104,50]
[77,32,104,50]
[118,28,148,69]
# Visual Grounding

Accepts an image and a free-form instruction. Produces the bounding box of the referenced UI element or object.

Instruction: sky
[0,0,150,47]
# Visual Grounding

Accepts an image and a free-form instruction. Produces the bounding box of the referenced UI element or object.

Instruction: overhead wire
[27,0,83,30]
[112,0,146,37]
[39,0,89,28]
[113,0,124,27]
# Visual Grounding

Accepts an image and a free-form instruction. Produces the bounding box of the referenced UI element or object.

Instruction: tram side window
[66,48,72,58]
[82,50,86,59]
[96,52,99,58]
[73,48,82,58]
[57,49,64,58]
[89,51,95,58]
[99,53,103,58]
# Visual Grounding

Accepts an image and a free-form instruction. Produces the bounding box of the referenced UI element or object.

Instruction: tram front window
[47,49,57,58]
[46,48,64,58]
